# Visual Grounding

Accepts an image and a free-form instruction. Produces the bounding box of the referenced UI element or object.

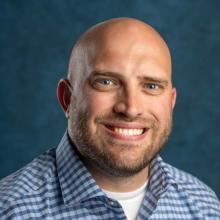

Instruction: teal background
[0,1,220,198]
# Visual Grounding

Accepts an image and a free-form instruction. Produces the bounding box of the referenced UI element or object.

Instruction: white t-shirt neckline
[103,181,148,220]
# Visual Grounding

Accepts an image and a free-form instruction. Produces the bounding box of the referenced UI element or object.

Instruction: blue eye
[98,79,114,85]
[91,77,118,91]
[144,83,164,95]
[146,83,159,89]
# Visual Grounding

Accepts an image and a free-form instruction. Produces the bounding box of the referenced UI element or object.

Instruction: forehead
[70,21,172,84]
[85,33,171,81]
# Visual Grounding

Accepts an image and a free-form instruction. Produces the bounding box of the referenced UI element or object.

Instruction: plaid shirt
[0,132,220,220]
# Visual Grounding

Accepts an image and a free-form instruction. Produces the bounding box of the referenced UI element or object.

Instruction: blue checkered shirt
[0,132,220,219]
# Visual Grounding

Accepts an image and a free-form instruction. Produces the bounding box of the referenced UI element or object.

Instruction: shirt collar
[148,156,178,198]
[56,132,104,205]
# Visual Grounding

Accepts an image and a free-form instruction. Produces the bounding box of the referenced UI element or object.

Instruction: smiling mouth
[114,127,144,136]
[105,125,146,136]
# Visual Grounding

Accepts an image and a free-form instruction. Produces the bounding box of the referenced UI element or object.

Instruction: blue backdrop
[0,0,220,198]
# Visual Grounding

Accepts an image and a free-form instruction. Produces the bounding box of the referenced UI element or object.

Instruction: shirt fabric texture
[0,132,220,220]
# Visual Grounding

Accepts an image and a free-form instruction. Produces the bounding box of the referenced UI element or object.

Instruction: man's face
[68,30,176,177]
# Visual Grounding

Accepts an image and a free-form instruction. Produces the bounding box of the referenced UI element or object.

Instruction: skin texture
[57,18,176,192]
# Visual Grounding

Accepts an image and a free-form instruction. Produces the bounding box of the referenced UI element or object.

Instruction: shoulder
[0,148,56,207]
[164,161,220,216]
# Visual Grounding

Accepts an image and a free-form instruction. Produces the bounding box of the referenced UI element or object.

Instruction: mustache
[95,113,157,129]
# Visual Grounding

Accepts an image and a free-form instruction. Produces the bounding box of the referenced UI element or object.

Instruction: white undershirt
[103,181,147,220]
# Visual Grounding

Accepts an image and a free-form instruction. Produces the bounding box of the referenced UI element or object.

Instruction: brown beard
[68,105,172,177]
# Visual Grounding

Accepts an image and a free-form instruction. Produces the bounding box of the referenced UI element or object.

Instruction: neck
[85,160,149,192]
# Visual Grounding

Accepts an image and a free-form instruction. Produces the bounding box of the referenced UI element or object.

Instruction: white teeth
[114,128,143,136]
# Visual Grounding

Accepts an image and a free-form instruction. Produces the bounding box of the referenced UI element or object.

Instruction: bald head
[68,18,172,85]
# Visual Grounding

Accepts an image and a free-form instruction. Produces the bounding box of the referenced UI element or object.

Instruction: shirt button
[108,199,115,206]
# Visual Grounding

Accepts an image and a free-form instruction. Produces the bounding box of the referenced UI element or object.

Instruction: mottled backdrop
[0,0,220,198]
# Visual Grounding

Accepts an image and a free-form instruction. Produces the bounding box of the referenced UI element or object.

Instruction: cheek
[84,91,115,119]
[148,96,173,124]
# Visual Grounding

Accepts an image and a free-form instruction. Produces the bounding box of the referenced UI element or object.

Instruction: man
[0,18,219,220]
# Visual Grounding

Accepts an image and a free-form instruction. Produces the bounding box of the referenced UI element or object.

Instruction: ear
[57,78,72,118]
[171,87,177,110]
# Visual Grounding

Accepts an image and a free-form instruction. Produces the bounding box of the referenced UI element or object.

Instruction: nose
[113,87,143,119]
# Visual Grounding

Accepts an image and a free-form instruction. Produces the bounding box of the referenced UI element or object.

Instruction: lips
[113,127,144,136]
[102,123,148,141]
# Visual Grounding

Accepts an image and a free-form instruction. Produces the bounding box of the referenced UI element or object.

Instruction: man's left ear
[57,78,72,118]
[171,87,177,109]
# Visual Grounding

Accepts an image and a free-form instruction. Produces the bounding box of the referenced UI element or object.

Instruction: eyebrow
[90,70,121,78]
[140,76,169,86]
[90,70,169,85]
